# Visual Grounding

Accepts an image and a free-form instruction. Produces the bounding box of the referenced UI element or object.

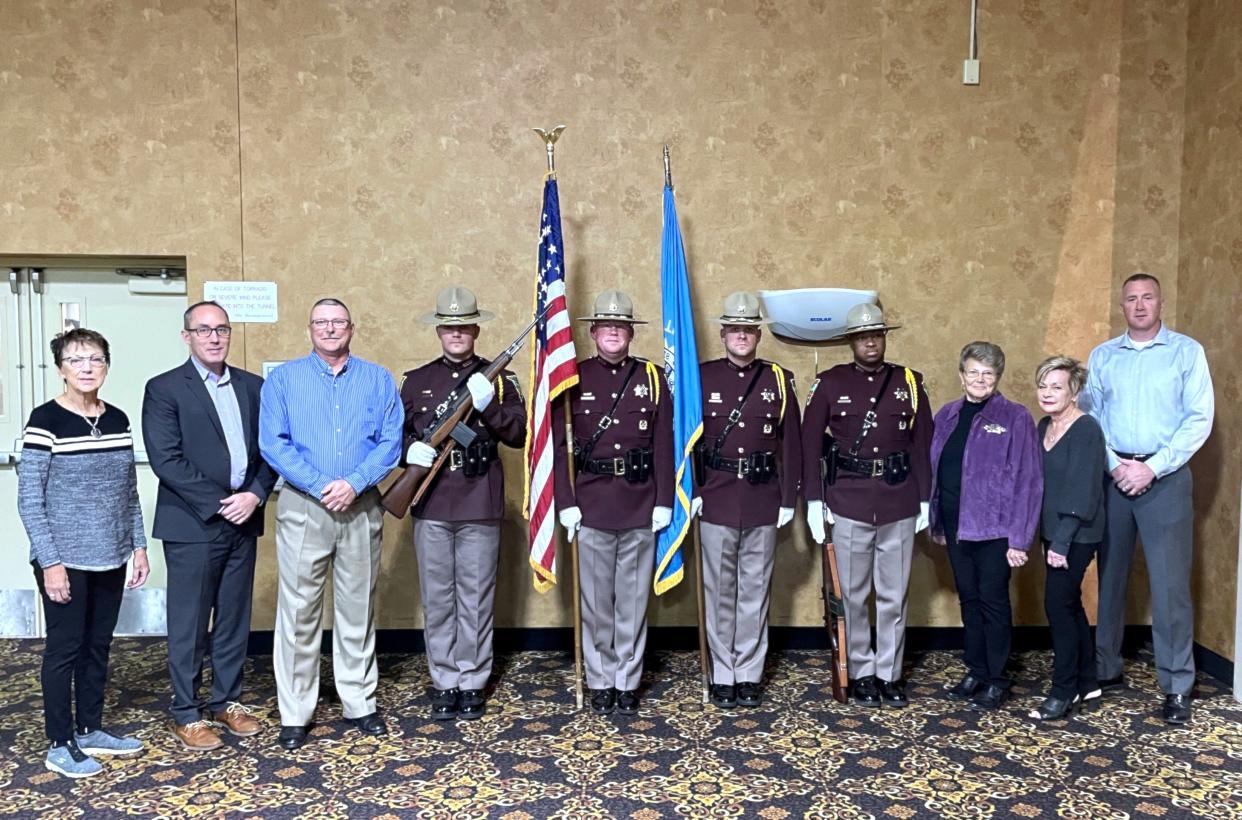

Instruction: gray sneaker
[45,741,103,778]
[75,728,144,757]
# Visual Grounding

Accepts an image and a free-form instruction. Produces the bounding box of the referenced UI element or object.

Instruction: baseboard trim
[244,624,1232,686]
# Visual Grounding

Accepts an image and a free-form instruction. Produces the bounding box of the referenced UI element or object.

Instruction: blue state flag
[655,183,703,595]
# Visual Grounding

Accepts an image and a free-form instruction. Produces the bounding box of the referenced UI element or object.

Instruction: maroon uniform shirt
[552,355,675,531]
[801,362,933,525]
[695,358,802,529]
[400,355,527,522]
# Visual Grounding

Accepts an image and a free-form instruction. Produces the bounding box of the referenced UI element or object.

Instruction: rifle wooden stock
[379,358,509,519]
[822,539,849,704]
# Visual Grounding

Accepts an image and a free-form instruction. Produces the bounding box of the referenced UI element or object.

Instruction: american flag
[525,177,578,592]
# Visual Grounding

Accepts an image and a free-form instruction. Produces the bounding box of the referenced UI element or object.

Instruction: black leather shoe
[947,673,984,700]
[1099,674,1126,692]
[430,688,459,721]
[1163,694,1192,725]
[589,688,615,715]
[970,684,1009,710]
[1028,695,1076,721]
[277,725,308,750]
[345,713,387,736]
[850,676,882,708]
[616,689,640,715]
[458,690,486,720]
[878,679,908,708]
[736,682,763,708]
[709,684,738,709]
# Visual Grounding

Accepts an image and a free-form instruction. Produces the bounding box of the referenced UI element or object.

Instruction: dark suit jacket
[142,358,278,542]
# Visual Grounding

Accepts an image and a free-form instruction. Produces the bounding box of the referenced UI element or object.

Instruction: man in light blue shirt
[1085,272,1214,725]
[260,297,402,750]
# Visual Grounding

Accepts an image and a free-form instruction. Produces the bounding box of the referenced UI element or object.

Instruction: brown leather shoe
[211,703,262,737]
[173,720,223,751]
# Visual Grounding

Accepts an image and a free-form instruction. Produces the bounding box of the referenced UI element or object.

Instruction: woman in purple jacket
[930,341,1043,710]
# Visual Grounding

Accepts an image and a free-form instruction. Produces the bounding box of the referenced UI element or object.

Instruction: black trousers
[1043,539,1100,700]
[946,533,1012,688]
[164,533,257,725]
[32,562,126,743]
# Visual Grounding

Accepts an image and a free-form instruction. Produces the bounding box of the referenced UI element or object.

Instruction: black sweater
[1038,414,1106,554]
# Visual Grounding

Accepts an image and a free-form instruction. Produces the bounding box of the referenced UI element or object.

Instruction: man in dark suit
[143,300,277,751]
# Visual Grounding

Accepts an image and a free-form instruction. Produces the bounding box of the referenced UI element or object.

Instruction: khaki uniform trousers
[578,526,654,691]
[700,521,777,685]
[412,518,500,692]
[830,514,916,682]
[273,487,383,726]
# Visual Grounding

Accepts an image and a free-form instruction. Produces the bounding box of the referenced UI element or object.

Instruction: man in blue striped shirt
[260,298,403,750]
[1085,273,1214,725]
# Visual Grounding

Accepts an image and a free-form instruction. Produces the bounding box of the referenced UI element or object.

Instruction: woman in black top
[1031,356,1106,720]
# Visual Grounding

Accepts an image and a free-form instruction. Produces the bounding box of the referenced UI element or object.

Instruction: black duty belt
[1113,451,1151,462]
[837,454,889,478]
[578,447,652,483]
[702,450,777,484]
[830,450,911,486]
[448,439,498,478]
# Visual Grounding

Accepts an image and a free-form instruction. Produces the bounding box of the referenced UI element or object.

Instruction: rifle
[380,306,548,518]
[821,538,849,704]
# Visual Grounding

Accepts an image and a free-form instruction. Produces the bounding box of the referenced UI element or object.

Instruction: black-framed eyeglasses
[188,326,232,338]
[310,318,351,330]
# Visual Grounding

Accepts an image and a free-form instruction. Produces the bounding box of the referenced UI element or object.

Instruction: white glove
[407,441,436,468]
[467,373,495,412]
[806,500,834,545]
[690,497,703,519]
[651,505,672,532]
[777,507,795,528]
[915,501,930,534]
[559,506,582,538]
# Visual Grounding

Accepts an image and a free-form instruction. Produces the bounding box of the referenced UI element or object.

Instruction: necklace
[61,396,105,438]
[83,413,103,439]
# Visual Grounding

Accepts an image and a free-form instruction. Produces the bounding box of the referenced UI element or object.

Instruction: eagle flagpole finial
[532,125,567,175]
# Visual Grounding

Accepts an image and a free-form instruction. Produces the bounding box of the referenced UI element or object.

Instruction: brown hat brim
[831,321,901,340]
[717,315,772,326]
[418,309,495,325]
[576,314,648,324]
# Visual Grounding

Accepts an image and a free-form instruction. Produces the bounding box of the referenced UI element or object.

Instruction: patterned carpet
[1,639,1241,818]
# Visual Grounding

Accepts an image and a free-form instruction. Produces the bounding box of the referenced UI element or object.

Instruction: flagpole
[665,144,710,705]
[534,124,583,710]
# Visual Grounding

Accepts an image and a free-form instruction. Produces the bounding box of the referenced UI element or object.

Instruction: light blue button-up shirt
[190,356,249,490]
[1084,323,1214,477]
[259,352,403,497]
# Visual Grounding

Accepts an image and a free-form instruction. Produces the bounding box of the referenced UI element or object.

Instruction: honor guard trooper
[802,303,933,707]
[553,290,674,716]
[401,286,527,720]
[694,292,802,709]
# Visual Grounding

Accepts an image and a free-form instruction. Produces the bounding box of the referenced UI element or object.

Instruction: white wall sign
[203,281,278,323]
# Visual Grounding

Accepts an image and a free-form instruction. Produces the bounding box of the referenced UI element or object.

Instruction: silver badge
[763,423,773,434]
[634,383,649,398]
[639,419,648,431]
[761,388,775,402]
[894,388,910,401]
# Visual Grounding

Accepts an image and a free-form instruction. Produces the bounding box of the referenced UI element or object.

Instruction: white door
[0,267,186,636]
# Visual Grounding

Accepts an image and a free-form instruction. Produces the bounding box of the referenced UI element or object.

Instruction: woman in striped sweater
[18,328,150,778]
